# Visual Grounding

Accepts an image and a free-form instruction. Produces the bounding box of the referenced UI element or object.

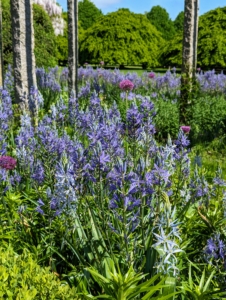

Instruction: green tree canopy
[33,3,58,67]
[160,7,226,68]
[56,12,68,66]
[78,0,103,30]
[55,12,85,66]
[146,5,175,40]
[174,11,184,32]
[198,7,226,67]
[79,9,164,67]
[2,0,58,68]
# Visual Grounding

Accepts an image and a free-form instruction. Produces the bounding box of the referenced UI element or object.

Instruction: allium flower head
[180,126,191,134]
[0,156,17,170]
[119,79,134,91]
[100,61,104,66]
[148,72,155,79]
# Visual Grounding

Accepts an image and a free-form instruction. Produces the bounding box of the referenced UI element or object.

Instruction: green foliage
[181,264,226,299]
[2,0,58,68]
[79,9,164,67]
[174,11,184,33]
[198,7,226,68]
[2,0,12,67]
[56,12,85,66]
[0,245,79,299]
[86,260,177,299]
[190,95,226,144]
[56,12,68,66]
[154,97,180,140]
[33,3,58,67]
[160,35,183,67]
[78,0,103,30]
[160,7,226,68]
[146,5,175,41]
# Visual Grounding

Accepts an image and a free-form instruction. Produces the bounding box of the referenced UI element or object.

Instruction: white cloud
[92,0,122,9]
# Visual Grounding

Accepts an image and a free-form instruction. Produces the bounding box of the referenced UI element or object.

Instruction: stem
[125,92,128,155]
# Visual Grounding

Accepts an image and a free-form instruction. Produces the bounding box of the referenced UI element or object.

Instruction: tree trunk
[67,0,78,98]
[10,0,36,111]
[180,0,199,124]
[0,0,3,87]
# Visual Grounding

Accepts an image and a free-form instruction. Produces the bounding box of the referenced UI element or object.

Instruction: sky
[58,0,225,20]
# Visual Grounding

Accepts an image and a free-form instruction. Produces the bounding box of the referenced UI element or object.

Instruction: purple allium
[148,72,155,79]
[0,156,17,170]
[119,79,134,91]
[180,126,191,134]
[100,61,104,66]
[197,67,201,72]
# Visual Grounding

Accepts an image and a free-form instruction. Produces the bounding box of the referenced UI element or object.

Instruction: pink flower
[148,72,155,79]
[0,156,17,170]
[181,126,191,133]
[100,61,104,65]
[119,79,134,91]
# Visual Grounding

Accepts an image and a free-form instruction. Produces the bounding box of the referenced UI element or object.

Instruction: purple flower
[148,72,155,79]
[100,61,104,66]
[31,161,45,185]
[0,156,17,170]
[36,206,44,215]
[119,80,134,91]
[180,126,191,134]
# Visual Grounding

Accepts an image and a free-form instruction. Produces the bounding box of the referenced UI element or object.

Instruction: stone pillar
[182,0,199,77]
[10,0,37,111]
[67,0,78,98]
[180,0,199,124]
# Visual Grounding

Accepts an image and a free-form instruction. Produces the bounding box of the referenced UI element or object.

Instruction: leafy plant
[0,245,79,299]
[85,259,178,300]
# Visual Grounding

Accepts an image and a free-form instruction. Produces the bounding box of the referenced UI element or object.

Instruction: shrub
[0,245,79,299]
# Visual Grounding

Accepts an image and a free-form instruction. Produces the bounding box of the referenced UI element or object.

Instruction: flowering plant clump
[148,72,155,79]
[180,126,191,133]
[0,156,17,170]
[1,66,226,297]
[119,79,134,91]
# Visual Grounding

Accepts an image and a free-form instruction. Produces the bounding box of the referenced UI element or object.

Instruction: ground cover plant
[1,66,226,298]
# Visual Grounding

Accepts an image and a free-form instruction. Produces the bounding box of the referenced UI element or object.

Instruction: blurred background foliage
[2,1,226,69]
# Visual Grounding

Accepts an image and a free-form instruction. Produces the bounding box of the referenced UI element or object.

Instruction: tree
[56,12,68,66]
[174,11,184,32]
[33,3,58,67]
[160,7,226,69]
[198,7,226,67]
[10,0,37,110]
[180,0,199,124]
[67,0,78,97]
[78,0,102,30]
[2,0,58,68]
[146,5,175,40]
[160,35,183,67]
[33,0,65,36]
[79,9,164,67]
